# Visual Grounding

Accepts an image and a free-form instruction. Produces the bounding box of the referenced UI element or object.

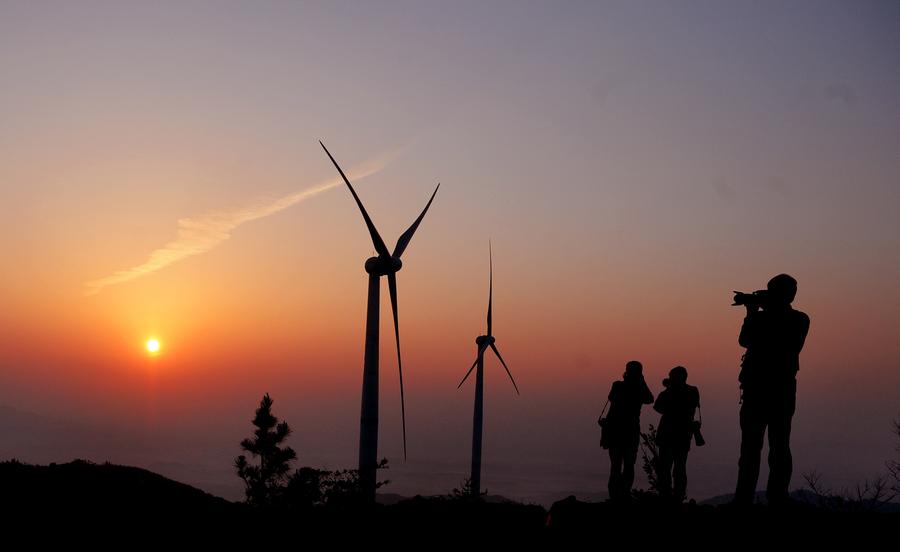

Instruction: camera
[732,289,769,308]
[692,421,706,447]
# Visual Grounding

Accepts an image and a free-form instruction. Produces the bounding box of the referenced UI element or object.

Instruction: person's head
[663,365,688,388]
[767,273,798,306]
[623,360,643,381]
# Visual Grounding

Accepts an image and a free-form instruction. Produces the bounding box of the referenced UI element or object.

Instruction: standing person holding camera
[733,274,810,506]
[654,366,702,503]
[599,360,654,502]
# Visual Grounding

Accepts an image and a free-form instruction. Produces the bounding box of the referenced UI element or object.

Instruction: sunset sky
[2,1,899,503]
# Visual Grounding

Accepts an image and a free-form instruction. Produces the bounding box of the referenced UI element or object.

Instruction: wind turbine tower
[458,244,519,497]
[320,140,439,502]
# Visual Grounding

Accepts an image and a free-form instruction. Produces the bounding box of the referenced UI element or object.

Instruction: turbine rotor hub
[365,255,402,276]
[475,335,495,346]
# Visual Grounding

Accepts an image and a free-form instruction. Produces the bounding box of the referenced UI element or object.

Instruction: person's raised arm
[738,308,760,348]
[641,378,654,404]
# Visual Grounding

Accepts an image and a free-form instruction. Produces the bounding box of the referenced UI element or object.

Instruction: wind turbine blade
[457,356,479,389]
[487,241,492,336]
[388,271,407,460]
[490,343,519,395]
[392,183,440,258]
[319,140,390,257]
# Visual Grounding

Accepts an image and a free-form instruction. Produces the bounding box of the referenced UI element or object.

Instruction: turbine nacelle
[365,255,402,276]
[475,335,495,347]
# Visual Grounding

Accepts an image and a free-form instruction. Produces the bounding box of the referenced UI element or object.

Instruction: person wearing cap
[734,273,810,506]
[654,366,701,502]
[600,360,654,502]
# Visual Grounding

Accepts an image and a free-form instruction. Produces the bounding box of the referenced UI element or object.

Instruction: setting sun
[145,338,160,354]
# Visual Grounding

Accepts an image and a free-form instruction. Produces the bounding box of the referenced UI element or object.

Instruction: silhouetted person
[654,366,700,502]
[733,274,810,505]
[601,360,654,502]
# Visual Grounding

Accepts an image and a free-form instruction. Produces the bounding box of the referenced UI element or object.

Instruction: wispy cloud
[85,152,393,296]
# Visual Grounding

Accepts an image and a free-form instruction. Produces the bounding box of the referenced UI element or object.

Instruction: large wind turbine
[320,140,439,502]
[457,244,519,497]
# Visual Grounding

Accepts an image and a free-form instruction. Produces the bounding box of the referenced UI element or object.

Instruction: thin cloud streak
[85,153,394,295]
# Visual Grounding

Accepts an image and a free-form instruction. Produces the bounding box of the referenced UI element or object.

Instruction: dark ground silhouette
[1,459,896,545]
[0,458,230,514]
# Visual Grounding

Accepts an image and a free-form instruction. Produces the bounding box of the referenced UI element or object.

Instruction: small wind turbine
[320,140,439,502]
[457,244,519,497]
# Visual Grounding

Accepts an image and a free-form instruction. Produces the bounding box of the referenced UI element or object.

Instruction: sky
[1,0,899,504]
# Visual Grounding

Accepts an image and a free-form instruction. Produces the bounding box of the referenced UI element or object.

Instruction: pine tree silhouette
[235,393,297,506]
